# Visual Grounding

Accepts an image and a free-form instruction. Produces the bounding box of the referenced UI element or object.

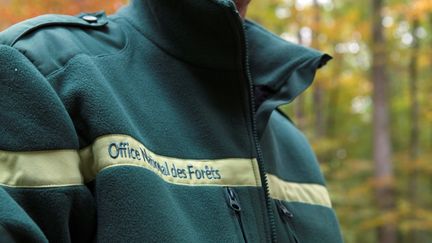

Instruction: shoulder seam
[0,12,108,46]
[46,33,130,80]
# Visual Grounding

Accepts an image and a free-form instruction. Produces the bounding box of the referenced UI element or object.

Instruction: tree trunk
[295,29,306,130]
[407,18,420,243]
[408,19,420,167]
[312,0,325,138]
[371,0,397,243]
[326,53,341,138]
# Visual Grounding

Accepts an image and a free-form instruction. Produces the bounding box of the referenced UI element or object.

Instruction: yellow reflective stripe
[267,174,332,208]
[0,150,83,187]
[0,134,261,188]
[81,134,261,187]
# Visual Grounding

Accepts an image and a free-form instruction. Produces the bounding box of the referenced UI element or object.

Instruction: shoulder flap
[0,11,108,46]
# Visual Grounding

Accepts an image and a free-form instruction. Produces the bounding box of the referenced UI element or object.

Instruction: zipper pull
[225,187,242,212]
[225,187,249,243]
[276,200,294,222]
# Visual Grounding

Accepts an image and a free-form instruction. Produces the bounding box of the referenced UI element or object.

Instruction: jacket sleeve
[0,188,47,243]
[0,44,85,242]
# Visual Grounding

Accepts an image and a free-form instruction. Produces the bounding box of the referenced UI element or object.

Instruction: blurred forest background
[1,0,431,242]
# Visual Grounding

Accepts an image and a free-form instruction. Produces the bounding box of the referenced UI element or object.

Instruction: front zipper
[225,187,248,243]
[276,200,299,243]
[225,5,277,243]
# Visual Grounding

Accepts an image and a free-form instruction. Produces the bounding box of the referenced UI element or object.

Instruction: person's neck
[234,0,251,19]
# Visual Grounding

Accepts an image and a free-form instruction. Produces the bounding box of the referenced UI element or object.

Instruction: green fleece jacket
[0,0,342,242]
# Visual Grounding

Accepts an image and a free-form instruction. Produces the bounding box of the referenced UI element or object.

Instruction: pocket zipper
[276,200,294,222]
[276,200,299,243]
[225,187,248,243]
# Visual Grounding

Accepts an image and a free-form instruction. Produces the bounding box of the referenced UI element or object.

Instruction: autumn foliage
[0,0,127,30]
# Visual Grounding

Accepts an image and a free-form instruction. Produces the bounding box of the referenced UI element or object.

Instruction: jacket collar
[244,20,331,134]
[116,0,242,70]
[116,0,331,134]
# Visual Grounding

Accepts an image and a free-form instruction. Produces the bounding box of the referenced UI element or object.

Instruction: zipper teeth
[226,4,276,242]
[240,23,277,243]
[245,56,277,243]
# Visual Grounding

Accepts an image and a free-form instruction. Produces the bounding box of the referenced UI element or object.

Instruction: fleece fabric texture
[0,0,343,242]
